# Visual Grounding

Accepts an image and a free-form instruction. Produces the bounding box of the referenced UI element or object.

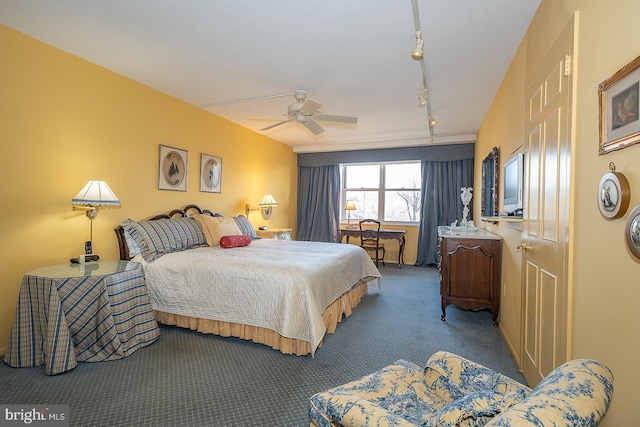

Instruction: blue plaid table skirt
[4,261,160,375]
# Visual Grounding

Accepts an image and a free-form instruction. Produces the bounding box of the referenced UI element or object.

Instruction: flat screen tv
[503,152,524,215]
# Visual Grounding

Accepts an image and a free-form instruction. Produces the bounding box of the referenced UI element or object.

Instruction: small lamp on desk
[345,200,358,229]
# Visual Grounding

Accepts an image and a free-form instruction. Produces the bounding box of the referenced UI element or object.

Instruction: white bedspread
[140,239,380,354]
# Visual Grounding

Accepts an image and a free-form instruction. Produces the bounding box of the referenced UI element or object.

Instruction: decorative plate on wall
[597,162,630,220]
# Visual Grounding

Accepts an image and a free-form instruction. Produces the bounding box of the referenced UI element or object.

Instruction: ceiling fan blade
[260,119,292,131]
[299,99,323,115]
[314,114,358,124]
[302,119,324,135]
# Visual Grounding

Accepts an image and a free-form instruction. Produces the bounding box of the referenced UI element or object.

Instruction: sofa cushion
[424,351,530,402]
[309,360,450,427]
[426,389,526,427]
[486,359,614,426]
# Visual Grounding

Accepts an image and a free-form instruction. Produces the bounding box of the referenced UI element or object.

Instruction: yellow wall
[0,25,297,352]
[475,1,640,424]
[474,38,528,363]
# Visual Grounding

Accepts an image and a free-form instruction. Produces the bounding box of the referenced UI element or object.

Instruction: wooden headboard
[114,204,216,261]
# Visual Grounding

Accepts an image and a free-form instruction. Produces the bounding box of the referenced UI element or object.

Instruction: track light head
[418,89,427,107]
[411,30,424,61]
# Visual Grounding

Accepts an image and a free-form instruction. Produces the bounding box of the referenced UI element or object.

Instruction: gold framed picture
[159,144,188,191]
[200,153,222,193]
[598,54,640,155]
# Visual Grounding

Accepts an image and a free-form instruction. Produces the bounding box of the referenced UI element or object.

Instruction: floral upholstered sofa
[309,351,613,426]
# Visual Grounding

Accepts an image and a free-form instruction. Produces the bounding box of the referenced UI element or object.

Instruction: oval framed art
[598,163,630,220]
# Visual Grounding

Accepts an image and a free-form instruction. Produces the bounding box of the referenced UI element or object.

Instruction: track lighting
[418,89,427,107]
[411,30,424,61]
[411,0,434,139]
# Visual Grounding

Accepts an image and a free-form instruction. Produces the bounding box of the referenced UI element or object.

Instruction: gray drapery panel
[415,158,474,266]
[296,165,340,242]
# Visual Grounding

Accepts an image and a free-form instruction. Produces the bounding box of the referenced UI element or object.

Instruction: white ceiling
[0,0,540,153]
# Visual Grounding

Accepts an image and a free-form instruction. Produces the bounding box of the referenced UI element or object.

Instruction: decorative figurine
[460,187,473,227]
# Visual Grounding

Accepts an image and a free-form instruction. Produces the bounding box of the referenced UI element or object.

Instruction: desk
[339,228,406,268]
[4,260,160,375]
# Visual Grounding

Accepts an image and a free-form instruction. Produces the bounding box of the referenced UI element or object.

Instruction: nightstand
[256,228,292,240]
[5,260,160,375]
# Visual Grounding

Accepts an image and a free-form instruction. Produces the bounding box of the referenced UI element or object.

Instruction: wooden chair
[359,219,385,267]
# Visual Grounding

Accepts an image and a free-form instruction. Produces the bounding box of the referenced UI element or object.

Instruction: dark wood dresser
[437,226,502,326]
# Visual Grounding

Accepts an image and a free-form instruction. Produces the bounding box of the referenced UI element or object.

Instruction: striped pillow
[123,217,208,262]
[233,215,258,239]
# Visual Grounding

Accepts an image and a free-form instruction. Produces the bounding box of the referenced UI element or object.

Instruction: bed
[114,204,380,356]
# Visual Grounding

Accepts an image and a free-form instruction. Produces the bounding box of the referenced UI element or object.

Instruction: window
[341,161,421,224]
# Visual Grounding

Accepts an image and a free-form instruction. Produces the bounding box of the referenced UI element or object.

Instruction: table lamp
[345,200,358,229]
[72,180,120,255]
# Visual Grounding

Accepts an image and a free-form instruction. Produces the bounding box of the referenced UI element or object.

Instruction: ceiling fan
[260,89,357,135]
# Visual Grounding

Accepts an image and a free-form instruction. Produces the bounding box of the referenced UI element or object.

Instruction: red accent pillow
[219,234,252,248]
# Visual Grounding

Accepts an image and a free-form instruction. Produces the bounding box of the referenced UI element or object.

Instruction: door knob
[517,242,531,251]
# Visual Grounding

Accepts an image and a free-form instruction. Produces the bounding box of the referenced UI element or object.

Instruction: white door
[520,16,575,386]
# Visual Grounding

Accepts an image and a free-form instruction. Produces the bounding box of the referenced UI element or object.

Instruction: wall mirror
[481,147,499,218]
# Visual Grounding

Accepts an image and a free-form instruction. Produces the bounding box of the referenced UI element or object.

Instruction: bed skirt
[154,282,369,356]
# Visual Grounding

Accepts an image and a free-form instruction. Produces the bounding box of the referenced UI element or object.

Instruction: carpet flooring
[0,265,525,426]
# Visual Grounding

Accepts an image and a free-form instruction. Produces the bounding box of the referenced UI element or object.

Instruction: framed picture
[599,54,640,154]
[597,163,630,220]
[158,144,188,191]
[200,153,222,193]
[626,205,640,260]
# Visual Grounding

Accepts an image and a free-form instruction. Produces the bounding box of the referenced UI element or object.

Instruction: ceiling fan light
[293,89,307,103]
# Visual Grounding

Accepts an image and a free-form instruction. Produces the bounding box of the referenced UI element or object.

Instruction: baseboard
[498,323,522,371]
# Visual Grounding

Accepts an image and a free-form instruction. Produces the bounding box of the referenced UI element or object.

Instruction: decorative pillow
[232,215,258,239]
[425,389,526,427]
[122,226,141,257]
[219,234,252,248]
[192,214,241,247]
[424,351,529,401]
[123,217,208,262]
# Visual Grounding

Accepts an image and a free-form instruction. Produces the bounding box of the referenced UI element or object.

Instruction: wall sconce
[71,180,120,254]
[246,194,279,220]
[345,200,358,229]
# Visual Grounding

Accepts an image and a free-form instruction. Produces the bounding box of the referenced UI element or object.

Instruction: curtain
[415,158,474,266]
[296,165,340,242]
